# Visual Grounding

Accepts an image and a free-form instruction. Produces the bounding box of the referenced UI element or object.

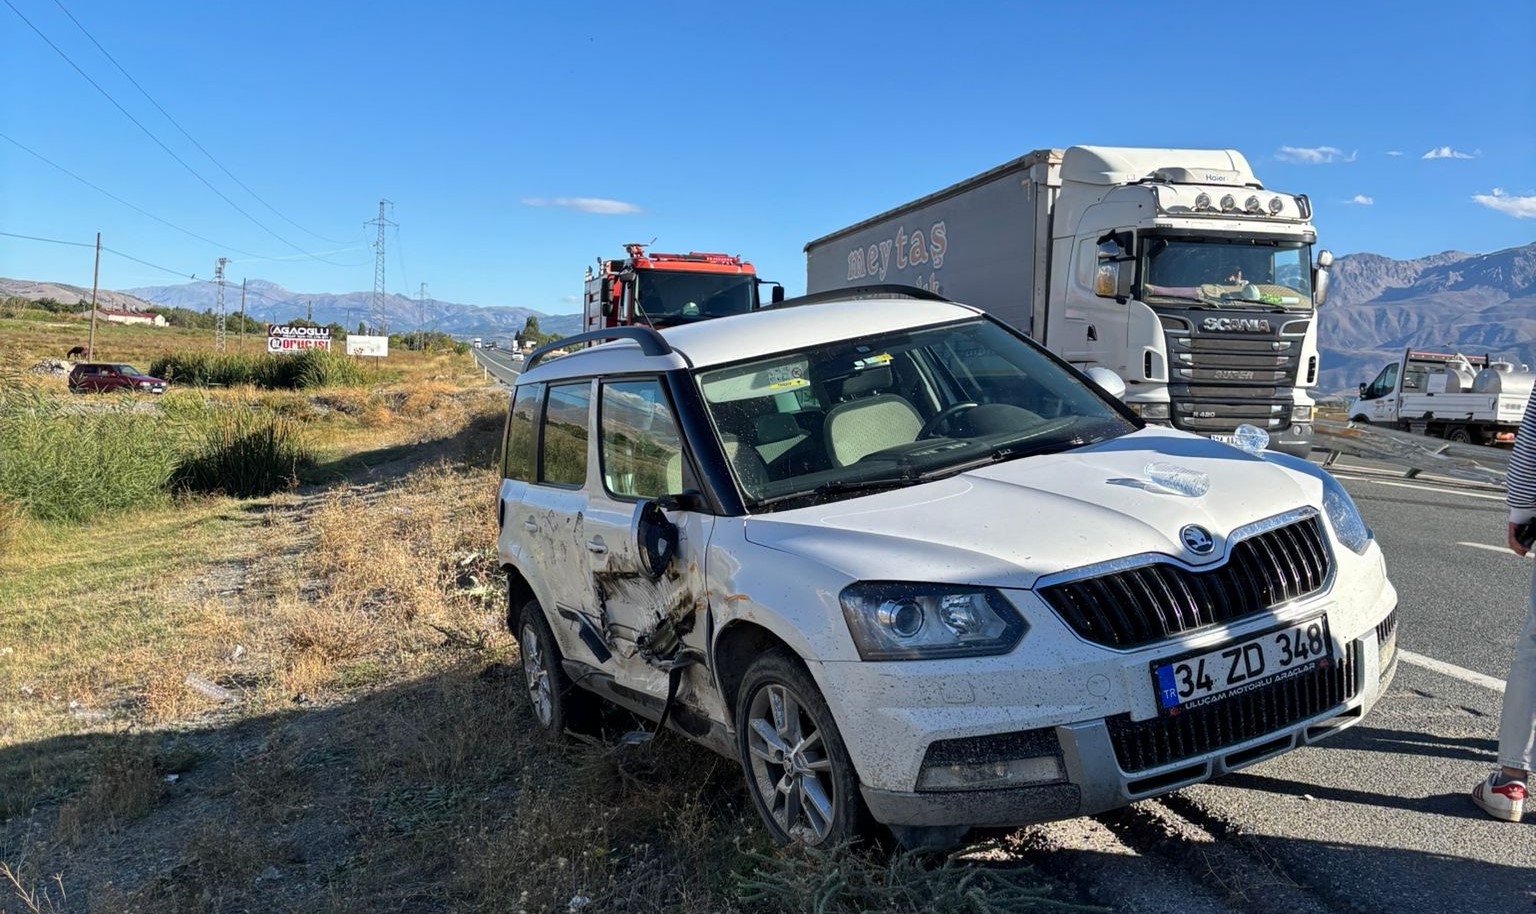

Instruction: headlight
[839,583,1026,660]
[1131,402,1170,420]
[1292,405,1313,422]
[1261,451,1373,555]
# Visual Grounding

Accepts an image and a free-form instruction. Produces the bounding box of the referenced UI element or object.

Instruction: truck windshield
[695,319,1136,510]
[1141,237,1313,311]
[636,271,755,326]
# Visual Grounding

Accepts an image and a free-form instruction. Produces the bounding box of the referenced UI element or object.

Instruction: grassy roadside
[0,342,1091,913]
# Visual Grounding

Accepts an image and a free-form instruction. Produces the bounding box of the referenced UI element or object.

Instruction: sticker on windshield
[854,353,893,370]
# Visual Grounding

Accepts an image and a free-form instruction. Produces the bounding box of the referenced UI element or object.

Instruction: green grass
[173,407,313,498]
[149,348,367,390]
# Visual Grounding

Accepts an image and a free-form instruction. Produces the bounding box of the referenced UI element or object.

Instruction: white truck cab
[496,291,1397,850]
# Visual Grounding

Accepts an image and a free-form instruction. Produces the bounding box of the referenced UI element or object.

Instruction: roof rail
[764,283,954,310]
[525,326,674,371]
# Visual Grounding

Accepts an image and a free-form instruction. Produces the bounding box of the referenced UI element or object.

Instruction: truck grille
[1038,515,1332,649]
[1108,640,1360,773]
[1165,323,1303,434]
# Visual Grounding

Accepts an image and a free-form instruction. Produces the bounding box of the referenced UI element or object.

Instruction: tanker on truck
[583,243,783,332]
[1349,348,1533,445]
[804,146,1334,458]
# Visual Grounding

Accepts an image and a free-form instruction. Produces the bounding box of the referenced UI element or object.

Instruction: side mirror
[1085,366,1127,400]
[1313,249,1333,307]
[633,499,680,579]
[771,284,785,304]
[1358,382,1368,397]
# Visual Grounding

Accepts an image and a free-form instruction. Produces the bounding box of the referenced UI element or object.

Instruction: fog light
[1220,194,1237,212]
[1292,405,1313,422]
[1245,195,1263,213]
[917,755,1065,791]
[1194,192,1212,211]
[1268,196,1285,215]
[1132,402,1170,420]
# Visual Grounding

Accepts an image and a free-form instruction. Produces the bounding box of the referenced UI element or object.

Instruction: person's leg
[1495,565,1536,780]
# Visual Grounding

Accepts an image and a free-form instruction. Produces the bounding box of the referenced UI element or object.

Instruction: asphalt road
[472,346,522,384]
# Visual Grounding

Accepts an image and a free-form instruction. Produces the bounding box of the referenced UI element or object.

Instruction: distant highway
[472,347,522,385]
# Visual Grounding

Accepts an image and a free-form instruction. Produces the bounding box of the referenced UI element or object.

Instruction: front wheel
[1445,425,1476,445]
[735,652,870,847]
[517,598,596,735]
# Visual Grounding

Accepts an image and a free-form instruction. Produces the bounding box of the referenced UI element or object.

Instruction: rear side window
[600,379,684,499]
[540,382,591,486]
[502,384,542,480]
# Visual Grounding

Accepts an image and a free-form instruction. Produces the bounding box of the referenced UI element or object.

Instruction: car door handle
[523,516,538,532]
[586,538,608,555]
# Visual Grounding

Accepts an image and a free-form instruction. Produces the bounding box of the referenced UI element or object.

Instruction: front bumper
[860,613,1397,827]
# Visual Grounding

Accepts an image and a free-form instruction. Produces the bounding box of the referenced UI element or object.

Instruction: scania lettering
[804,147,1335,457]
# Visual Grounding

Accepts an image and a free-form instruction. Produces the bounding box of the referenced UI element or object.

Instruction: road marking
[1456,541,1531,557]
[1399,650,1506,693]
[1329,474,1505,500]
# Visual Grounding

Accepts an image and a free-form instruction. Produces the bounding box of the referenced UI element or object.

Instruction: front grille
[1109,641,1360,772]
[1375,610,1397,646]
[1038,515,1332,649]
[1165,325,1302,434]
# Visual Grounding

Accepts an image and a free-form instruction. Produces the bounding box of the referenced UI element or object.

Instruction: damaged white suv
[496,291,1398,849]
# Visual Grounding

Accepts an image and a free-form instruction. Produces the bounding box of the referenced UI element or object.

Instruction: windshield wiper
[751,471,918,509]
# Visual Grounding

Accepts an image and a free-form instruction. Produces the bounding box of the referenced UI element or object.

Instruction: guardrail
[1313,416,1508,487]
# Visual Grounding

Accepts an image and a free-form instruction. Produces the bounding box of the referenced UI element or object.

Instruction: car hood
[742,428,1324,588]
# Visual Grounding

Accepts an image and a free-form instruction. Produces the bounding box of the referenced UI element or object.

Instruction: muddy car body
[495,293,1397,849]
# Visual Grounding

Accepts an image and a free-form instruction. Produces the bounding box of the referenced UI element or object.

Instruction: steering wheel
[918,402,979,439]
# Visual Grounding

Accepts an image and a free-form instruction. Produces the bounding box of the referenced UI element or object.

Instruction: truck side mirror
[599,278,614,317]
[1358,381,1368,397]
[1313,249,1333,307]
[771,284,785,304]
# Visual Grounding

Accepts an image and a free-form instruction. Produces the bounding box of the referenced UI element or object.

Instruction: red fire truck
[582,243,782,331]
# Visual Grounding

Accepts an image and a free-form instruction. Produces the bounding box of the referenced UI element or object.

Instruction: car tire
[735,651,871,847]
[516,598,597,736]
[1446,425,1475,445]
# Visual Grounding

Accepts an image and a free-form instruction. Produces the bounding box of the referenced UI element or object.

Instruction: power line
[366,200,395,333]
[1,0,352,267]
[0,228,196,278]
[46,0,353,246]
[0,130,263,257]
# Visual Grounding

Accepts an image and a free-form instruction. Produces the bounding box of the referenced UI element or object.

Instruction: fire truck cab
[583,243,782,331]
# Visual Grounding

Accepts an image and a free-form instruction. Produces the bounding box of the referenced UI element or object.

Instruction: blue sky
[2,0,1533,315]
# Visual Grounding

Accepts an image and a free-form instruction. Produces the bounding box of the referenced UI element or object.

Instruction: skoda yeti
[495,292,1397,849]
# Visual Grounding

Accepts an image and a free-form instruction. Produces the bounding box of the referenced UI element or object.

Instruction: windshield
[1141,237,1313,311]
[696,319,1136,510]
[636,270,755,325]
[112,365,142,375]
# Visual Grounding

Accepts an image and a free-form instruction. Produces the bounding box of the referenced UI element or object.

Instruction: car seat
[823,366,923,467]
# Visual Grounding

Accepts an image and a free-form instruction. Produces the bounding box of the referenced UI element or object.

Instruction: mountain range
[8,241,1535,392]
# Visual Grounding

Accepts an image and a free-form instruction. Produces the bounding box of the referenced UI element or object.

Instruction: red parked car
[67,363,168,394]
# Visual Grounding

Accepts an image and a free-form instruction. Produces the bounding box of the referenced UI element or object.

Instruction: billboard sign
[345,335,389,358]
[267,325,332,354]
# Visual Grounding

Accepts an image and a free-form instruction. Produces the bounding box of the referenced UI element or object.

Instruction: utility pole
[365,200,395,334]
[307,299,313,323]
[417,282,428,351]
[86,231,101,360]
[239,279,247,351]
[214,257,230,351]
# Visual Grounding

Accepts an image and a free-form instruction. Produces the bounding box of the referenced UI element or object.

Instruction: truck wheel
[735,651,870,847]
[1446,425,1474,444]
[517,598,596,736]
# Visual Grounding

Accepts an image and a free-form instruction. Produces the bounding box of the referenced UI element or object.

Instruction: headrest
[754,413,802,443]
[840,366,892,398]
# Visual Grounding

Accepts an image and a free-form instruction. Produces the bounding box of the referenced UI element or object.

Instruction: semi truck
[583,243,783,332]
[1349,348,1533,444]
[803,146,1334,457]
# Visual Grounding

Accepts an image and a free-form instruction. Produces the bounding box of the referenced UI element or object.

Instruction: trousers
[1498,564,1536,771]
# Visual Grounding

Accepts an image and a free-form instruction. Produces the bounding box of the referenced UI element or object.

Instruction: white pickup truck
[1350,348,1533,445]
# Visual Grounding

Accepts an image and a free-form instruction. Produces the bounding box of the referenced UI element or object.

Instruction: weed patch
[173,407,311,497]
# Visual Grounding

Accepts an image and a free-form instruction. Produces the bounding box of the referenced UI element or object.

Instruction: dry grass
[0,368,1084,914]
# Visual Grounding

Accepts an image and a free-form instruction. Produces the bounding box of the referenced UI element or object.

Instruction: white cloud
[1422,146,1478,160]
[1343,195,1374,206]
[1385,151,1405,157]
[1275,145,1355,164]
[521,196,642,214]
[1472,188,1536,218]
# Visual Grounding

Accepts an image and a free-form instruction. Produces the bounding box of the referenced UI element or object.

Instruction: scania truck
[804,147,1334,457]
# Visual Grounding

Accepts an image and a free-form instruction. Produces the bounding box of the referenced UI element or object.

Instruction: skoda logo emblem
[1180,525,1215,555]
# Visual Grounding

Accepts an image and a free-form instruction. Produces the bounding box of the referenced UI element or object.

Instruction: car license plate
[1208,433,1236,444]
[1152,616,1332,715]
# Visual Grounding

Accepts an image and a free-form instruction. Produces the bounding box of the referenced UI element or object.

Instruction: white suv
[495,292,1398,850]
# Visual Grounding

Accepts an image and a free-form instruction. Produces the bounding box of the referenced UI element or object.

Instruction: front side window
[539,382,591,487]
[503,384,542,481]
[696,319,1135,510]
[600,379,684,499]
[1142,237,1313,311]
